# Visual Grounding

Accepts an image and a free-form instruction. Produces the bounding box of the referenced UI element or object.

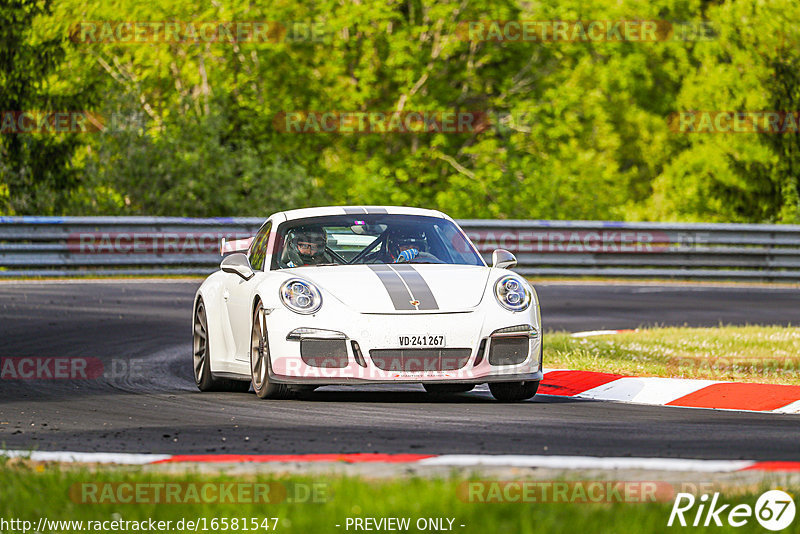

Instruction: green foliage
[73,95,318,215]
[0,0,101,214]
[1,0,799,221]
[642,0,800,223]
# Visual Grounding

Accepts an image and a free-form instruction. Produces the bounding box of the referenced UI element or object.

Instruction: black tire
[250,301,293,399]
[218,378,251,392]
[489,381,539,402]
[292,385,319,399]
[423,384,475,395]
[193,297,251,392]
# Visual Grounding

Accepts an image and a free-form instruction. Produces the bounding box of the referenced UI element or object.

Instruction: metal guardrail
[1,216,800,280]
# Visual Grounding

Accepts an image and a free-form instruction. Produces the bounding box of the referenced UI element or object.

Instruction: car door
[225,221,271,362]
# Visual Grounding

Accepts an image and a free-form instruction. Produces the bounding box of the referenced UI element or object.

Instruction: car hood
[289,264,490,313]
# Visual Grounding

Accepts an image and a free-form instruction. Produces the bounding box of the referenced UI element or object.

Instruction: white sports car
[193,206,542,402]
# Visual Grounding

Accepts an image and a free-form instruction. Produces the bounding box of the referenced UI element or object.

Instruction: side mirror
[220,253,255,280]
[492,249,517,269]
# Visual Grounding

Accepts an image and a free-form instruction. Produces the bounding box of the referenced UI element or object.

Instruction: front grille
[300,339,348,368]
[369,348,471,372]
[488,336,529,365]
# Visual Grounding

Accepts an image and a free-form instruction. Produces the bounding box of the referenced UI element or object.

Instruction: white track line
[570,330,625,338]
[2,450,171,464]
[418,455,754,472]
[1,450,793,472]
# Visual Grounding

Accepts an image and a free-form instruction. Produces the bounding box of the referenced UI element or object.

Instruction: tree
[644,0,800,223]
[0,0,100,214]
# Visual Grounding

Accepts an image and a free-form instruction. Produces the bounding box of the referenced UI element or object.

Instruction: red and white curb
[3,450,800,472]
[539,369,800,413]
[556,331,800,414]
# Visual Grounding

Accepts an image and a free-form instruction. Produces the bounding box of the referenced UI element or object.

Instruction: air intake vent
[488,336,529,366]
[369,348,471,372]
[300,339,348,368]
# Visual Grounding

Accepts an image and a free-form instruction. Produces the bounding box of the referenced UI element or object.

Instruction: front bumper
[266,306,542,385]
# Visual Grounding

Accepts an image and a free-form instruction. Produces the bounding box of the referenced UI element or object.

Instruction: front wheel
[193,297,250,392]
[489,381,539,402]
[250,302,293,399]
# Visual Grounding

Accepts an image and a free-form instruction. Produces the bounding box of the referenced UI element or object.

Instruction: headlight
[494,275,531,312]
[280,279,322,314]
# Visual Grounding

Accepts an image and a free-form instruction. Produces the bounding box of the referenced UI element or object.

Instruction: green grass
[0,462,794,534]
[546,326,800,385]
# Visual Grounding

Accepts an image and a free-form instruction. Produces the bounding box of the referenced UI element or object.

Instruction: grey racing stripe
[368,265,415,310]
[390,264,440,310]
[343,207,367,214]
[364,207,387,214]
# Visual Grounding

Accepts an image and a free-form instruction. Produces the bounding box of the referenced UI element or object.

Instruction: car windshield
[272,214,484,269]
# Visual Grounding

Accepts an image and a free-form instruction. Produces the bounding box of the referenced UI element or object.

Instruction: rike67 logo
[668,490,796,530]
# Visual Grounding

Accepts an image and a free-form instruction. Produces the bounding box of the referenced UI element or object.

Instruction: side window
[248,222,272,271]
[435,223,477,265]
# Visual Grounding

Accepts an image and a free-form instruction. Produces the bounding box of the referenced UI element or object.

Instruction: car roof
[276,206,447,222]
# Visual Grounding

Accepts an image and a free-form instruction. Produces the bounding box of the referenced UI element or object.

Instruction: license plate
[398,335,446,347]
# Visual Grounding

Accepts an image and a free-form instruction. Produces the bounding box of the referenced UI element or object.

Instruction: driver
[386,227,426,263]
[286,227,333,267]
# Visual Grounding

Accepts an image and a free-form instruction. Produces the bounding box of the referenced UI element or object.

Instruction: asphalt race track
[0,280,799,459]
